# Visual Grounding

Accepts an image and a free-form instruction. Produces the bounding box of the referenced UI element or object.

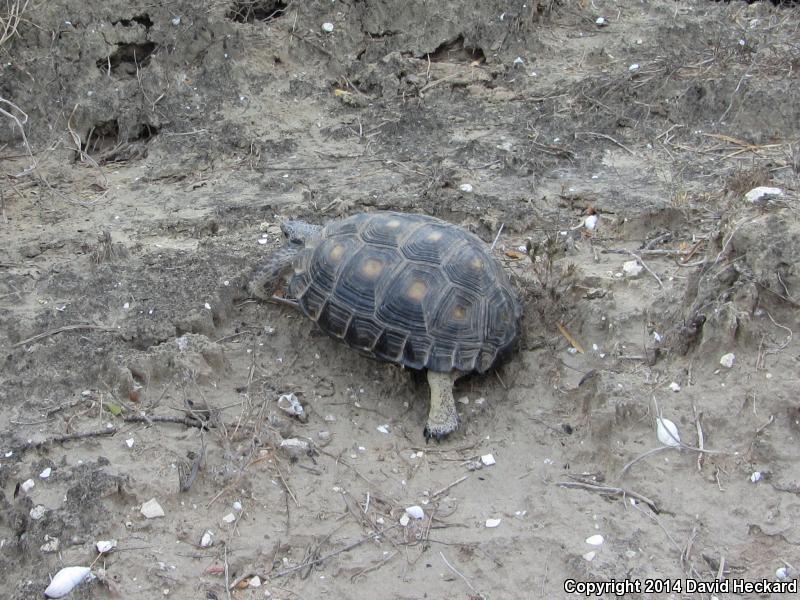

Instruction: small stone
[776,566,790,581]
[324,414,336,422]
[485,518,502,528]
[321,22,334,33]
[405,506,424,520]
[595,16,607,26]
[96,539,117,553]
[233,501,243,511]
[200,530,214,548]
[141,498,165,519]
[480,454,496,466]
[30,505,47,520]
[126,438,135,448]
[459,183,473,193]
[586,534,604,546]
[171,16,181,26]
[622,260,643,277]
[222,513,236,524]
[513,56,524,65]
[21,478,35,492]
[466,460,483,471]
[317,431,331,440]
[719,353,735,368]
[583,551,596,561]
[399,514,410,527]
[376,425,389,434]
[628,63,640,71]
[584,214,599,230]
[40,535,60,553]
[669,382,681,392]
[249,576,262,588]
[750,471,762,483]
[280,438,310,459]
[40,467,52,479]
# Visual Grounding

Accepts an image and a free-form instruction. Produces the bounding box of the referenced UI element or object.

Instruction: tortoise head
[280,220,321,245]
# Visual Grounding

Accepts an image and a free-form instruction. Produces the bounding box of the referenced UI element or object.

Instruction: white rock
[480,453,496,466]
[485,518,502,528]
[657,418,681,447]
[40,535,60,553]
[399,514,410,527]
[222,513,236,524]
[96,539,117,553]
[277,393,304,418]
[583,551,596,561]
[719,353,736,368]
[141,498,165,519]
[628,63,640,71]
[30,505,47,520]
[513,56,524,65]
[459,183,473,193]
[405,506,425,520]
[257,238,268,245]
[249,575,262,588]
[321,22,334,33]
[125,438,135,448]
[21,478,35,492]
[233,501,243,512]
[744,186,784,203]
[200,530,214,548]
[376,425,389,434]
[750,471,762,483]
[584,214,598,230]
[457,396,469,405]
[776,566,790,581]
[586,534,604,546]
[595,17,606,26]
[622,260,643,277]
[40,467,52,479]
[44,566,93,598]
[324,414,336,422]
[280,438,310,459]
[669,382,681,392]
[171,16,181,26]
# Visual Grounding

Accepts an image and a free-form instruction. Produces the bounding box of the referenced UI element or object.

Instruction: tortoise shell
[289,211,521,373]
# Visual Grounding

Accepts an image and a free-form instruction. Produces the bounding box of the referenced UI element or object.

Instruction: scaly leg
[424,370,461,441]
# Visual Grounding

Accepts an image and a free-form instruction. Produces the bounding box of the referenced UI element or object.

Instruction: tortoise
[248,211,522,440]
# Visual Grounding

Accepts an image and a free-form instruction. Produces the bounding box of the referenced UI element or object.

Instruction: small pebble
[96,540,117,554]
[583,551,596,561]
[249,576,262,588]
[376,425,389,434]
[21,478,35,492]
[406,506,425,519]
[200,531,214,548]
[776,566,790,581]
[595,16,607,26]
[222,513,236,524]
[171,16,181,26]
[399,514,410,527]
[628,63,640,71]
[750,471,762,483]
[719,353,736,368]
[586,534,604,546]
[459,183,473,193]
[30,505,47,520]
[233,501,243,511]
[622,260,643,277]
[321,22,334,33]
[485,518,502,528]
[126,438,135,448]
[480,454,496,466]
[669,382,681,392]
[141,498,165,519]
[584,214,599,230]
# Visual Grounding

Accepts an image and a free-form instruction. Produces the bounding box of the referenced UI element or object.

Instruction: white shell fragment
[459,183,473,193]
[21,478,35,492]
[485,518,502,528]
[583,551,596,562]
[744,186,783,203]
[321,22,334,33]
[376,424,389,434]
[750,471,762,483]
[200,530,214,548]
[40,467,52,479]
[140,498,165,519]
[96,539,117,554]
[277,393,304,418]
[622,260,643,277]
[480,454,496,466]
[719,353,736,368]
[657,417,681,447]
[405,506,425,520]
[586,534,604,546]
[44,566,93,598]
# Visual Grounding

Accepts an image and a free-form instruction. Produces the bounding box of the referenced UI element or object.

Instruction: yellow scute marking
[452,305,467,320]
[360,257,384,279]
[386,219,401,228]
[470,257,484,270]
[426,231,443,242]
[329,244,345,262]
[407,280,428,301]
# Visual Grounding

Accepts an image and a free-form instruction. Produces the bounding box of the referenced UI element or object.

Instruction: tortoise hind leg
[423,370,461,442]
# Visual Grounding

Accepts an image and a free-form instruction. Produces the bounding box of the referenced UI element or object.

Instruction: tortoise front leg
[423,370,461,441]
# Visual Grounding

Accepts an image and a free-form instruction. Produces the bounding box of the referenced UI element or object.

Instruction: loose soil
[1,1,799,598]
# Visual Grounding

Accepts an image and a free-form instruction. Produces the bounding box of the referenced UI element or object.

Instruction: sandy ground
[1,1,800,598]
